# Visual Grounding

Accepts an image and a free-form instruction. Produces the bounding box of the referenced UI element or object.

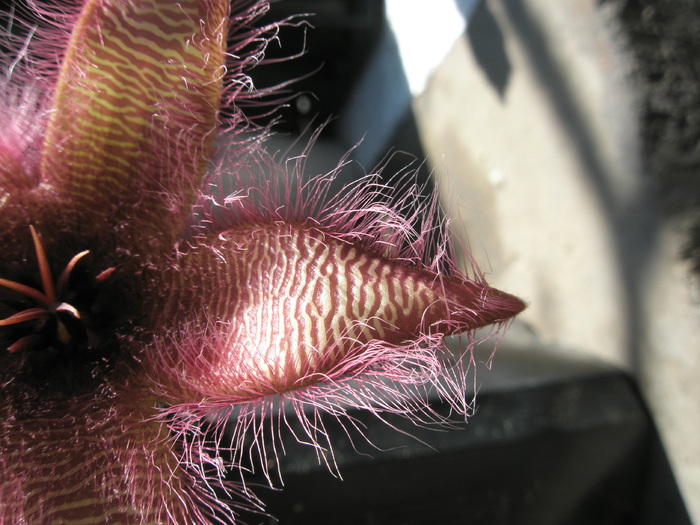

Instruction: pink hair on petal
[0,80,47,188]
[0,0,73,190]
[0,1,78,83]
[150,319,481,492]
[194,127,480,283]
[150,133,520,505]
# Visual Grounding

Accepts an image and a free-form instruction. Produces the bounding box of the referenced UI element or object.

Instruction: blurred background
[2,0,697,522]
[248,0,699,523]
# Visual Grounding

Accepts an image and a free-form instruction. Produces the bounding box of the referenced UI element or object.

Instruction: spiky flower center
[0,226,115,369]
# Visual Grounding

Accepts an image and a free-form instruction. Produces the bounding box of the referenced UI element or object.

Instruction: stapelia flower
[0,0,525,523]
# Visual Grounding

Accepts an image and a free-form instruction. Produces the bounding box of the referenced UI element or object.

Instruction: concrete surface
[396,0,700,521]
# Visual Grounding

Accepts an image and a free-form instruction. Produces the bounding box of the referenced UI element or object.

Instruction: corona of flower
[0,1,525,522]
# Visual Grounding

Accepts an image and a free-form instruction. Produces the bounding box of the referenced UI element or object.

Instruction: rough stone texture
[614,0,700,260]
[412,0,700,521]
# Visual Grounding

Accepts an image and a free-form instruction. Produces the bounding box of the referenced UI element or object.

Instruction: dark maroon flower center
[0,226,122,388]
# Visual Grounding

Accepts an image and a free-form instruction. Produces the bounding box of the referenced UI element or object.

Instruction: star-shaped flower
[0,1,525,522]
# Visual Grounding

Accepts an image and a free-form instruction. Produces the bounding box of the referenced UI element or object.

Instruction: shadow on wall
[461,0,512,99]
[248,0,433,195]
[337,7,418,169]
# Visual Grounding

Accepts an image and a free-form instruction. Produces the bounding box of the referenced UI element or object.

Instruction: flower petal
[40,0,229,249]
[0,364,245,523]
[148,222,525,400]
[145,218,524,492]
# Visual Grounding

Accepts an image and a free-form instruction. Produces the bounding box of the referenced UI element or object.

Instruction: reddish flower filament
[0,226,108,353]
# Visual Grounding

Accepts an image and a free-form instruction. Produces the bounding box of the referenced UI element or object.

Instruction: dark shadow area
[249,0,384,138]
[609,0,700,274]
[249,0,436,238]
[376,107,435,194]
[495,0,659,375]
[336,12,417,169]
[461,0,512,99]
[0,1,36,57]
[249,0,429,179]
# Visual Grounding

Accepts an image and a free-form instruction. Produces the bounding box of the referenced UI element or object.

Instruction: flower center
[0,226,116,366]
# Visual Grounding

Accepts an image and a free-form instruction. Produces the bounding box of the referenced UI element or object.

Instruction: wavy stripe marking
[41,0,226,238]
[160,223,463,394]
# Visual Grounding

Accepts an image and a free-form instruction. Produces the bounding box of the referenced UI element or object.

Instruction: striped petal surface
[40,0,228,251]
[0,368,234,524]
[149,222,525,400]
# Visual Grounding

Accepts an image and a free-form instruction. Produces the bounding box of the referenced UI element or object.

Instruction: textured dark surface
[611,0,700,272]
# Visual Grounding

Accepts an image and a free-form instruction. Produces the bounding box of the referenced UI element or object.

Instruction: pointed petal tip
[483,285,527,323]
[435,278,526,334]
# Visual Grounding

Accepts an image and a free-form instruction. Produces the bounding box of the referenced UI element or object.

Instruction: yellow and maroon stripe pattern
[40,0,227,245]
[154,223,507,397]
[0,384,199,524]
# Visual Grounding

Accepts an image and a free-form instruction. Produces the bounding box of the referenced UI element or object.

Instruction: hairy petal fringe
[0,80,47,190]
[194,134,470,277]
[147,321,488,497]
[141,134,524,504]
